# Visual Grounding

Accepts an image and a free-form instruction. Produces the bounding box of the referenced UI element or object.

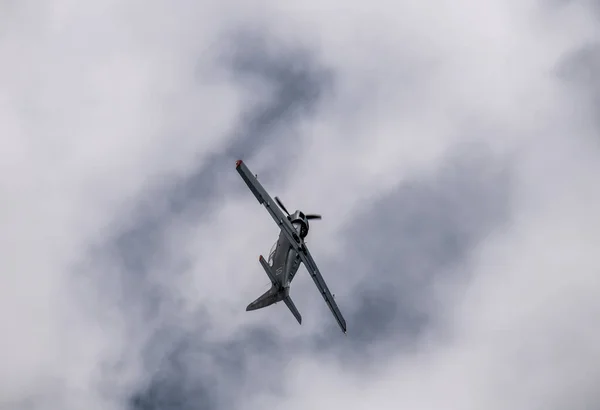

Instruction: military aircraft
[235,160,347,333]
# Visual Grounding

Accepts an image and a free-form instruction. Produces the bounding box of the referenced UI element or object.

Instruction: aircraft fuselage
[269,230,302,289]
[245,220,305,312]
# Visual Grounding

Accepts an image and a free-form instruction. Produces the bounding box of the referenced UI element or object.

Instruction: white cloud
[0,2,243,408]
[1,0,599,409]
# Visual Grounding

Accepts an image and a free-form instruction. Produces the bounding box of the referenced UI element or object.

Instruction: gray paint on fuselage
[270,230,302,289]
[247,228,303,312]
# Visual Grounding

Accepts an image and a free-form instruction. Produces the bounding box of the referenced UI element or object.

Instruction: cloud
[125,141,511,410]
[90,26,336,410]
[310,144,512,356]
[128,325,281,410]
[2,1,600,410]
[558,41,600,134]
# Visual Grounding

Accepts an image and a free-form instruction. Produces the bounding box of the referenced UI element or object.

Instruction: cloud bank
[1,1,599,409]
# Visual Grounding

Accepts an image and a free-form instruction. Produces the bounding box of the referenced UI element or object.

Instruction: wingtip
[235,159,243,168]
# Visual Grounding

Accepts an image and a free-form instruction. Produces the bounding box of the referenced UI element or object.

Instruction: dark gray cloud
[126,142,512,410]
[79,28,334,410]
[545,0,600,17]
[80,21,513,410]
[557,42,600,135]
[558,42,600,93]
[308,143,512,366]
[129,325,282,410]
[6,2,600,410]
[91,26,335,317]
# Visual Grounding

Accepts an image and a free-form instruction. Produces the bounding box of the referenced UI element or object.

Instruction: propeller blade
[305,214,322,220]
[274,196,290,215]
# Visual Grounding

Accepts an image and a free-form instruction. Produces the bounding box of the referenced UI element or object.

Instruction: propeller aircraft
[235,160,347,333]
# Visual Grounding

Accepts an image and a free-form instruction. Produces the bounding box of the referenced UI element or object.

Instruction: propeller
[274,196,290,216]
[275,196,321,220]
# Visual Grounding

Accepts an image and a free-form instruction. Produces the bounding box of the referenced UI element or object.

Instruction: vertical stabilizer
[247,254,303,325]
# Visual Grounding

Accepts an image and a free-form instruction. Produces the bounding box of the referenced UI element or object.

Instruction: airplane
[235,159,347,333]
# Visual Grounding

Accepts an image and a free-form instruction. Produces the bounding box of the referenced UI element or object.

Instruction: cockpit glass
[268,241,277,265]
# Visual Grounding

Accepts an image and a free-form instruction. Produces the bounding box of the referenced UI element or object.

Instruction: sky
[1,1,600,409]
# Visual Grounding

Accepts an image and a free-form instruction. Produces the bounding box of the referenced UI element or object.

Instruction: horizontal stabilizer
[246,285,280,311]
[283,295,302,325]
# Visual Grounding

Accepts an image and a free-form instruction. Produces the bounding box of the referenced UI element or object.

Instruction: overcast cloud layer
[2,1,600,410]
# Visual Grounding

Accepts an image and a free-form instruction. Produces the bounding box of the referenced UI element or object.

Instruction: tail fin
[283,295,302,324]
[250,254,302,325]
[258,255,277,284]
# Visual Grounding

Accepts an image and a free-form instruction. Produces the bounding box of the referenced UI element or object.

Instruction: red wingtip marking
[235,160,242,167]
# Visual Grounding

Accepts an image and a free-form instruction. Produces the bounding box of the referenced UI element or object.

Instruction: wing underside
[235,160,347,333]
[297,248,347,333]
[236,160,298,244]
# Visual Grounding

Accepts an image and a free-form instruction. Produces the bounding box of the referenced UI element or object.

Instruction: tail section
[246,255,302,325]
[283,295,302,324]
[246,284,281,311]
[258,255,277,285]
[247,256,283,311]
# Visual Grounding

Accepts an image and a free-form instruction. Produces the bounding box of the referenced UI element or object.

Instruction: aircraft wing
[235,159,347,333]
[235,160,302,246]
[297,244,347,333]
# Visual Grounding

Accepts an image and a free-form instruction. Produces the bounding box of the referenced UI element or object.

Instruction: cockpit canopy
[268,240,277,266]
